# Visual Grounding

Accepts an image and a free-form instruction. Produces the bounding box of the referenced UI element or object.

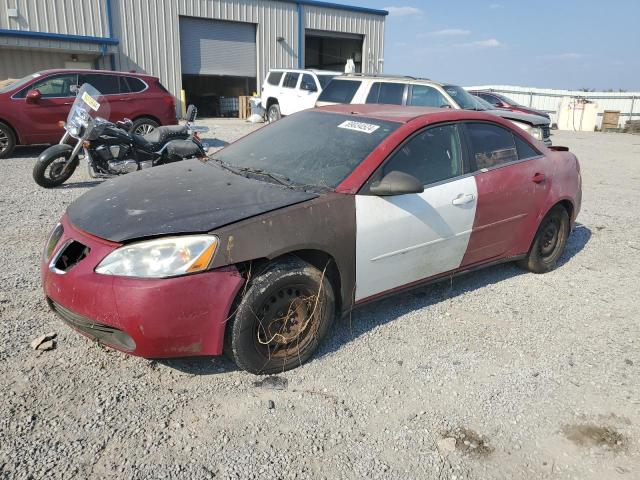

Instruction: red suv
[0,69,178,158]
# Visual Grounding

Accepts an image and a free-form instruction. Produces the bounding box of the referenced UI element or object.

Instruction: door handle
[452,193,476,205]
[532,172,546,184]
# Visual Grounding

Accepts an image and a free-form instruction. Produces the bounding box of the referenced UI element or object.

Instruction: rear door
[279,72,300,115]
[460,122,550,266]
[15,73,78,143]
[355,123,477,301]
[78,73,127,121]
[365,82,406,106]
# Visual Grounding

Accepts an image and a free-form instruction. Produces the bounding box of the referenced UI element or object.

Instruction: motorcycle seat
[166,139,201,158]
[132,125,189,151]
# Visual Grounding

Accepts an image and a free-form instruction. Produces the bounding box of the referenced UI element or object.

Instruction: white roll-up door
[179,17,257,77]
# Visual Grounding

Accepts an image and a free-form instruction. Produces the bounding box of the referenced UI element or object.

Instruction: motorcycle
[33,83,209,188]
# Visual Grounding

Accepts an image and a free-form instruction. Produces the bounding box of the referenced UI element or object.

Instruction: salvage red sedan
[42,105,581,374]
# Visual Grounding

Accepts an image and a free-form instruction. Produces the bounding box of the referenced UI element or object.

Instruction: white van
[260,69,341,122]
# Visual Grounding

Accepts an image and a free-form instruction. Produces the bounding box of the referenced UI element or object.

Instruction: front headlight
[529,127,543,140]
[44,223,64,261]
[95,235,218,278]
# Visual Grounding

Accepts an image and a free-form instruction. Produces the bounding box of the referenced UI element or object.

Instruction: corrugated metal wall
[467,85,640,128]
[0,49,97,79]
[0,0,108,36]
[109,0,384,106]
[304,5,385,73]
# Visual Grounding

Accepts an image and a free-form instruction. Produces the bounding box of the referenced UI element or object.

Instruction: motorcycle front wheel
[33,147,78,188]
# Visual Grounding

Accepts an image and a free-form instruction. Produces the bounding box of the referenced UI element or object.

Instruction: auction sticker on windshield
[338,120,380,134]
[81,92,100,111]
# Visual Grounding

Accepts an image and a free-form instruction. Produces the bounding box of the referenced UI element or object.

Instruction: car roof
[316,103,507,124]
[35,69,157,79]
[268,68,342,75]
[337,73,446,86]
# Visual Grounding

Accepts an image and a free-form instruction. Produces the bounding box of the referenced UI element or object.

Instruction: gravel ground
[1,122,639,479]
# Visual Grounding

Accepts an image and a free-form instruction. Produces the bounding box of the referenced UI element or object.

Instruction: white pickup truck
[260,69,340,122]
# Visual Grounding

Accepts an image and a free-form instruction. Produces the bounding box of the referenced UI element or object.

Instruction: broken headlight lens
[95,235,218,278]
[44,223,64,261]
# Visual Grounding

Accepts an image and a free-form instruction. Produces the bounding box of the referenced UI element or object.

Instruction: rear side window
[409,85,450,108]
[267,71,284,86]
[466,122,518,170]
[317,80,361,103]
[514,135,540,159]
[282,73,300,89]
[78,74,120,94]
[125,77,147,93]
[381,124,464,186]
[366,82,404,105]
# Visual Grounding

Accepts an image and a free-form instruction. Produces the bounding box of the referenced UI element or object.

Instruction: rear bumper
[42,216,245,358]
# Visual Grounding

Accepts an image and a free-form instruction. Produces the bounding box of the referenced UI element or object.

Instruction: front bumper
[41,216,244,358]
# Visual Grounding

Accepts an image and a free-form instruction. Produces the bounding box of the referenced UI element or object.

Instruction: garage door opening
[179,17,257,117]
[305,30,363,73]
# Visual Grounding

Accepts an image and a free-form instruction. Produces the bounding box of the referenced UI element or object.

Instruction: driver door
[355,123,477,301]
[18,73,78,143]
[295,74,319,113]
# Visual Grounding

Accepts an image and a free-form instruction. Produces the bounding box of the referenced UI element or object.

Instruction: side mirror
[369,171,424,196]
[186,105,197,122]
[26,89,41,104]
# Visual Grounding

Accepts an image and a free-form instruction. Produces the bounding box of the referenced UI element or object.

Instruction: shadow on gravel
[57,180,104,189]
[318,223,592,360]
[202,138,229,149]
[9,145,49,158]
[156,355,238,375]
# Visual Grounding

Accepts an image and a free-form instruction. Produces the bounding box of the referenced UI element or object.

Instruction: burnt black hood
[67,160,317,242]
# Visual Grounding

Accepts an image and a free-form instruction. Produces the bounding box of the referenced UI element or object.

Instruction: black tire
[32,150,77,188]
[267,103,281,123]
[0,122,16,159]
[226,257,335,374]
[517,205,570,273]
[131,117,159,136]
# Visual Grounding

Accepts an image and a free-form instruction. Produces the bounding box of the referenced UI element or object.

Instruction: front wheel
[517,205,570,273]
[226,257,335,374]
[33,148,77,188]
[0,122,16,159]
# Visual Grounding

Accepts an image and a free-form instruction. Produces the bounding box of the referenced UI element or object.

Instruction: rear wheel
[226,257,335,374]
[0,122,16,159]
[267,103,281,123]
[517,205,570,273]
[131,117,159,136]
[33,150,77,188]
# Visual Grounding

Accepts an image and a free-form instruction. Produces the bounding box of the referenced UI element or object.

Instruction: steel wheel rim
[268,107,278,122]
[254,283,320,359]
[539,217,560,258]
[0,130,8,152]
[134,124,155,135]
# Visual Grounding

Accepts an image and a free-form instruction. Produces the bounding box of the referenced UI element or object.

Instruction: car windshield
[0,72,41,93]
[443,85,482,110]
[214,110,401,190]
[471,96,494,110]
[317,74,336,89]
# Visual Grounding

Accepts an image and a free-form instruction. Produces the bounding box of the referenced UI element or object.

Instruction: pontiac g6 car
[42,105,581,374]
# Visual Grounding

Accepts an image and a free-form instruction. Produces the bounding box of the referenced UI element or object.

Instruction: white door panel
[355,176,477,301]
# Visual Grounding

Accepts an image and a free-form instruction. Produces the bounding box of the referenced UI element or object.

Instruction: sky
[328,0,640,90]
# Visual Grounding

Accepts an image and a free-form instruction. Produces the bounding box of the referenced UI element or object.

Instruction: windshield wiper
[237,167,293,187]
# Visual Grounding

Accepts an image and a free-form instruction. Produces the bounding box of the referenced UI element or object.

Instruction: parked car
[316,74,552,144]
[469,90,550,119]
[260,68,341,122]
[42,105,581,374]
[0,69,178,158]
